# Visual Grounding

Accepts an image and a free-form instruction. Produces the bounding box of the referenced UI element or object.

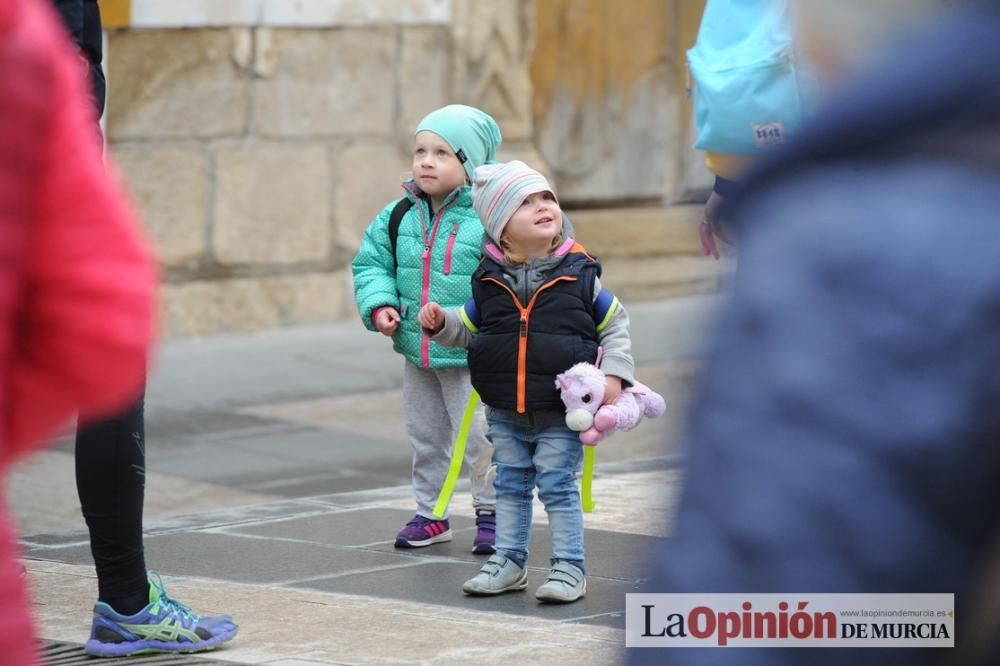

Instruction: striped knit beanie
[471,161,556,243]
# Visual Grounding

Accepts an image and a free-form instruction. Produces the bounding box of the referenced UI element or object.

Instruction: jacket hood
[728,5,1000,217]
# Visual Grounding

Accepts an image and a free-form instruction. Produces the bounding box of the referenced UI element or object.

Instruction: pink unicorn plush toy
[555,362,666,445]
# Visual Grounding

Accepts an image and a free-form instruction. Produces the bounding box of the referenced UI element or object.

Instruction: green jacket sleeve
[351,203,400,332]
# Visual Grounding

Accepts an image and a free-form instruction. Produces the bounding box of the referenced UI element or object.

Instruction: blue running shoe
[84,572,238,657]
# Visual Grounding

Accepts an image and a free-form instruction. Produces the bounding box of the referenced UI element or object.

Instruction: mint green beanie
[415,105,503,183]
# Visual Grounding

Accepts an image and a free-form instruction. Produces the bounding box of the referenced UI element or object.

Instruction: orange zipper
[482,275,577,413]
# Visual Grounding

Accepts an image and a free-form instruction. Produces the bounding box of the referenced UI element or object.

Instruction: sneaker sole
[84,626,239,657]
[535,579,587,604]
[463,570,528,596]
[394,529,453,548]
[471,543,496,555]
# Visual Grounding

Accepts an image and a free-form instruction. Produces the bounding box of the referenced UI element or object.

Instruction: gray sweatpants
[402,361,495,519]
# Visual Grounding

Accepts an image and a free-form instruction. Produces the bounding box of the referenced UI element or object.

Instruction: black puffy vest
[469,250,601,413]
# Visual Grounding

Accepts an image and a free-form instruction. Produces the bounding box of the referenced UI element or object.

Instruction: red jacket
[0,1,157,662]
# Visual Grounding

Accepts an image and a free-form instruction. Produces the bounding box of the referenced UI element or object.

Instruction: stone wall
[108,21,458,336]
[105,0,705,337]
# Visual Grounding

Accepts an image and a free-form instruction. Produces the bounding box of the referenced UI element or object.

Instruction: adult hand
[699,191,733,260]
[418,302,444,334]
[374,307,401,336]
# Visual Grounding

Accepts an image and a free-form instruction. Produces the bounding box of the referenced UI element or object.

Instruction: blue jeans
[486,409,585,569]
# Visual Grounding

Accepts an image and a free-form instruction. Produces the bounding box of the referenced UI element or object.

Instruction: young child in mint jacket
[351,105,500,553]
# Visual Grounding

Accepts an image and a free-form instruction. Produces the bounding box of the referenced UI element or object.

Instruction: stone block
[261,0,453,27]
[112,145,208,268]
[130,0,259,27]
[569,205,703,258]
[107,29,249,140]
[331,140,409,254]
[267,271,347,324]
[531,0,679,203]
[495,141,554,186]
[253,29,396,137]
[213,143,331,265]
[163,271,347,337]
[118,0,454,28]
[397,27,450,136]
[599,256,732,303]
[451,0,536,141]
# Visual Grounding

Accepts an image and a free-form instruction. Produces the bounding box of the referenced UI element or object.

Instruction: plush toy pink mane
[555,362,666,446]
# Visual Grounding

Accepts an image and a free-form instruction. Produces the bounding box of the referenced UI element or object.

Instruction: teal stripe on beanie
[415,105,502,183]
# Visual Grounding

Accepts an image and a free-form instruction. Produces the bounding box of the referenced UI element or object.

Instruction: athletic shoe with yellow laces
[84,571,238,657]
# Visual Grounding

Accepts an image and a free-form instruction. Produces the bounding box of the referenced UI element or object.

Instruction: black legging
[61,2,149,617]
[75,395,148,615]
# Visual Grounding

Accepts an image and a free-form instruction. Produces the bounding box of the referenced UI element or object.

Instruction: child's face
[503,191,562,255]
[412,131,467,201]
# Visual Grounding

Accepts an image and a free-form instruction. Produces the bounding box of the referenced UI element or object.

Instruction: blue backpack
[688,0,814,155]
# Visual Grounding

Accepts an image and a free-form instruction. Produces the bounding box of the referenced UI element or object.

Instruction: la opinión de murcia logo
[626,594,954,648]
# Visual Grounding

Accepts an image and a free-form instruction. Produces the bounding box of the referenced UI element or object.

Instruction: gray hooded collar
[480,213,584,304]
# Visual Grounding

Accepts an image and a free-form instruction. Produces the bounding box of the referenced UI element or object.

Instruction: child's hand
[602,375,623,406]
[374,307,401,336]
[418,302,445,334]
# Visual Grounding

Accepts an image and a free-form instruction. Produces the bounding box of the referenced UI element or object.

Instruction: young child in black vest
[419,161,635,603]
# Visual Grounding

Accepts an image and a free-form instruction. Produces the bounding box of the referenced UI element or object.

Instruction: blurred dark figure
[52,0,104,118]
[632,1,1000,665]
[0,0,156,662]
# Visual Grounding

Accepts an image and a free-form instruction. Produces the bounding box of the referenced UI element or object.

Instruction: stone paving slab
[13,298,719,663]
[293,560,639,628]
[24,501,665,636]
[24,531,411,586]
[227,507,476,548]
[27,561,625,665]
[7,450,274,536]
[363,519,661,582]
[147,431,413,497]
[374,469,682,538]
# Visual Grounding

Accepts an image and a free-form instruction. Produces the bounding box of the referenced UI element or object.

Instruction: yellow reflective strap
[432,389,480,518]
[582,445,596,513]
[459,307,480,333]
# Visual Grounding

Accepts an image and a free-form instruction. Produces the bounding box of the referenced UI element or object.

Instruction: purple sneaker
[472,509,496,554]
[394,515,452,547]
[84,572,237,657]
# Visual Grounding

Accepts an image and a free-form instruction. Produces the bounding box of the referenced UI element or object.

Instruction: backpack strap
[388,197,415,271]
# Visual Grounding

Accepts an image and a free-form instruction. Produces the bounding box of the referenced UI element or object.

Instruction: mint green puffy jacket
[352,182,484,368]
